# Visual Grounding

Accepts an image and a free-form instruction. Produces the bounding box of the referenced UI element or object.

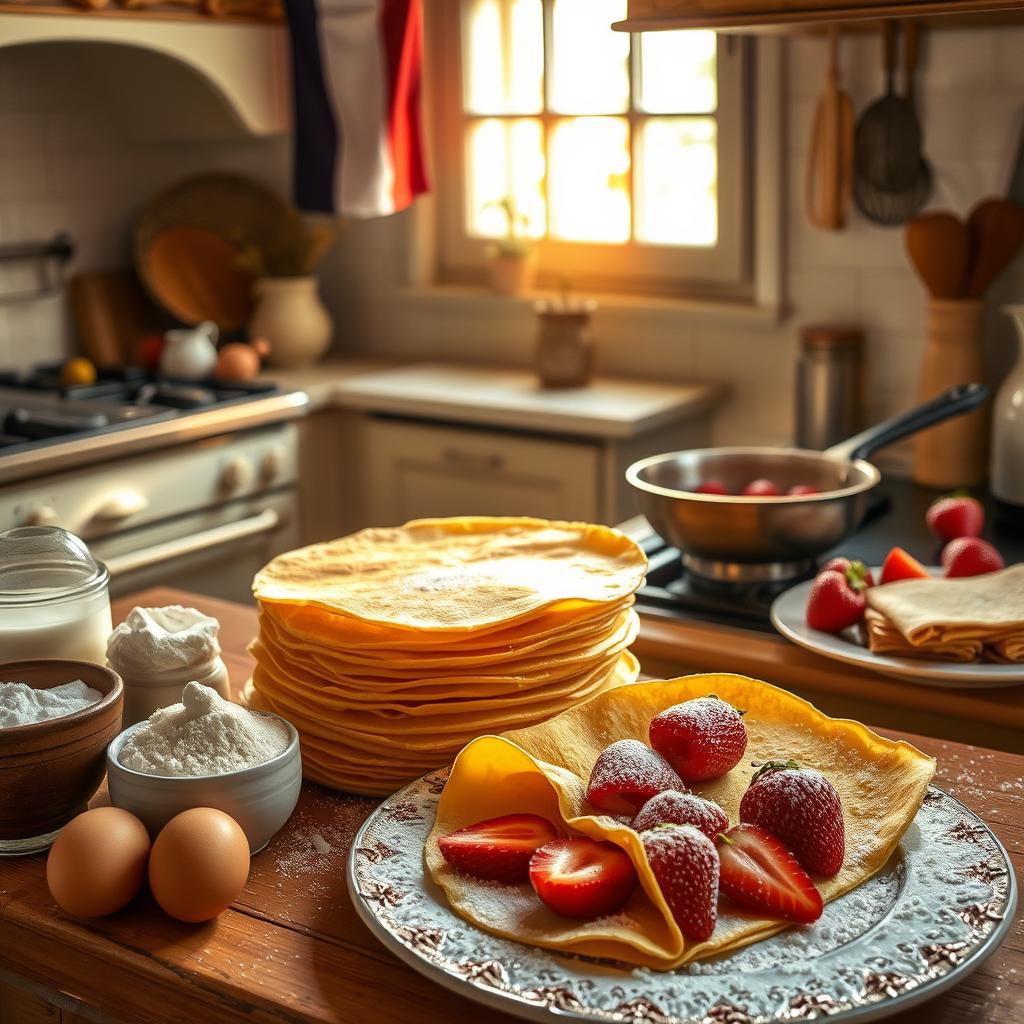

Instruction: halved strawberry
[586,739,684,815]
[641,824,719,940]
[438,814,558,882]
[879,547,929,585]
[717,824,823,923]
[529,838,636,919]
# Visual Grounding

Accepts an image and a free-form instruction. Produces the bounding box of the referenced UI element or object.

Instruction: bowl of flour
[107,682,301,853]
[0,658,124,855]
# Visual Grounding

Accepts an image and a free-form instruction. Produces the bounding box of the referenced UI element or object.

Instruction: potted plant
[487,197,538,297]
[236,212,340,369]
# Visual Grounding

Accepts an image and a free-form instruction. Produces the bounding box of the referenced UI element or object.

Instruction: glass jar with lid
[0,527,113,664]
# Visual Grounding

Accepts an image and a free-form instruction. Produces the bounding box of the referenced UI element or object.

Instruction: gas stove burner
[680,552,818,585]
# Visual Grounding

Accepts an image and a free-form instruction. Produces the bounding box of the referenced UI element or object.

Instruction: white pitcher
[992,305,1024,509]
[160,321,219,380]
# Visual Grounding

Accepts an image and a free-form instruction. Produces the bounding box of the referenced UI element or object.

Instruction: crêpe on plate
[426,673,934,969]
[866,564,1024,663]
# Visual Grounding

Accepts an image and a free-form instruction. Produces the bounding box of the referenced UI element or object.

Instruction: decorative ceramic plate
[348,772,1016,1024]
[770,575,1024,688]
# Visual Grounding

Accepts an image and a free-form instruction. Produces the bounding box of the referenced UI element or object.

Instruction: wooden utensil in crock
[0,661,123,850]
[904,212,971,298]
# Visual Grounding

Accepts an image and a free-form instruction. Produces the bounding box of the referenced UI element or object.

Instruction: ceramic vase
[489,250,538,297]
[991,304,1024,510]
[250,276,332,369]
[534,300,596,388]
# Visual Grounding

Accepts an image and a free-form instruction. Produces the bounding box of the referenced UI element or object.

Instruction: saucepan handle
[825,382,988,463]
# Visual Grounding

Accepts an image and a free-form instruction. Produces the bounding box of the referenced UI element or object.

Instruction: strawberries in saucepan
[879,546,929,585]
[743,479,781,496]
[438,813,559,882]
[787,484,820,496]
[649,696,747,783]
[717,824,823,923]
[941,537,1005,578]
[586,739,685,815]
[529,837,636,919]
[632,790,728,841]
[739,761,845,877]
[694,480,730,495]
[805,564,869,633]
[819,557,875,588]
[926,494,984,542]
[641,824,719,941]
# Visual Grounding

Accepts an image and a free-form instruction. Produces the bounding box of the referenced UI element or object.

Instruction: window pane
[635,118,717,246]
[463,0,544,115]
[636,30,717,114]
[549,117,630,243]
[466,118,546,240]
[548,0,629,115]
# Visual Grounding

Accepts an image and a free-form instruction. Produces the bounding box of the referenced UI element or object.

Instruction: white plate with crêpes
[771,564,1024,687]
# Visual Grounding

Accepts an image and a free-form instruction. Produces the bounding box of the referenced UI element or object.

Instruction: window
[426,0,751,297]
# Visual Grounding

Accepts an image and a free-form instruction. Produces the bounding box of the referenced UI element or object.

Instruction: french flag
[284,0,430,218]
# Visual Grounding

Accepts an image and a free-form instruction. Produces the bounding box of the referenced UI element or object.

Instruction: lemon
[60,357,97,387]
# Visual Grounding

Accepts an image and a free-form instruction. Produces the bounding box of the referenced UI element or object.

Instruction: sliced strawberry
[739,761,845,877]
[743,478,781,497]
[694,480,729,495]
[649,695,747,783]
[787,484,820,496]
[632,790,728,841]
[879,547,930,585]
[805,569,866,633]
[717,824,823,923]
[529,838,636,919]
[438,814,558,882]
[586,739,684,815]
[926,494,984,542]
[941,537,1005,578]
[819,557,875,588]
[641,824,719,940]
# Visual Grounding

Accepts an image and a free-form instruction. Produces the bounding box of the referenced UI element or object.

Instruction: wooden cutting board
[68,272,165,367]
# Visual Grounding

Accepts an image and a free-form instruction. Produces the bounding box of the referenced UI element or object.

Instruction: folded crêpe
[866,564,1024,663]
[425,674,934,969]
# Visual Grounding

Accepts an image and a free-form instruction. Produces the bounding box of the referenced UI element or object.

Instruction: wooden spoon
[904,212,971,298]
[966,197,1024,297]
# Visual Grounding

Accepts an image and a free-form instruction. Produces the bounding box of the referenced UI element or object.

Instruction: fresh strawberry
[743,478,781,497]
[641,824,719,940]
[438,813,558,882]
[694,480,729,495]
[819,557,875,588]
[632,790,728,841]
[941,537,1005,578]
[787,484,820,496]
[586,739,684,815]
[649,695,747,783]
[805,567,867,633]
[529,837,636,919]
[739,761,845,877]
[717,824,823,923]
[926,494,984,542]
[879,546,930,585]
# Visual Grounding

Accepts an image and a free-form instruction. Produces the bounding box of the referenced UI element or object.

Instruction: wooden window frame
[424,0,754,300]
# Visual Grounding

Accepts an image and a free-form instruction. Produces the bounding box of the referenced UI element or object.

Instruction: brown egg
[149,807,250,923]
[46,807,151,918]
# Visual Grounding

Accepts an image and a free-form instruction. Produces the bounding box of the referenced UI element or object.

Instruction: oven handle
[103,509,281,578]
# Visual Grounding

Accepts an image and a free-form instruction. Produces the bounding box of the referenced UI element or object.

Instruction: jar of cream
[0,527,113,664]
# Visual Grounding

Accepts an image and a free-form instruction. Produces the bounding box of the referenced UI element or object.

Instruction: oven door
[93,489,300,604]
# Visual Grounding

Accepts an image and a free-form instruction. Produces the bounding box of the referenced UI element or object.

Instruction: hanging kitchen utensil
[965,197,1024,298]
[854,22,921,194]
[900,21,933,208]
[904,212,971,298]
[1008,108,1024,205]
[805,25,854,231]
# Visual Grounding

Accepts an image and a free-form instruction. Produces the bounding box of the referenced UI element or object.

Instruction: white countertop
[289,361,725,440]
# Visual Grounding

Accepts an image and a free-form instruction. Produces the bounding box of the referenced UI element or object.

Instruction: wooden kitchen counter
[0,587,1021,1024]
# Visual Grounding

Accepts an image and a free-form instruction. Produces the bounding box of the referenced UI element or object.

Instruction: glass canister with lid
[0,527,113,664]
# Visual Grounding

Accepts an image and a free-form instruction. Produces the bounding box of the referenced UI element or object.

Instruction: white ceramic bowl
[106,713,301,854]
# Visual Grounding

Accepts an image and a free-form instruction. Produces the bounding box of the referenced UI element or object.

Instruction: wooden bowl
[0,660,124,851]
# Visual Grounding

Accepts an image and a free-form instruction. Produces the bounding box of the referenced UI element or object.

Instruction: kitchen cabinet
[615,0,1024,31]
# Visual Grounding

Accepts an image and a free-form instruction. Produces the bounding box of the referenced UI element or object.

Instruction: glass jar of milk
[0,527,112,664]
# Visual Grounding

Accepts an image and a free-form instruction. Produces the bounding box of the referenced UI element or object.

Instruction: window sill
[395,283,784,331]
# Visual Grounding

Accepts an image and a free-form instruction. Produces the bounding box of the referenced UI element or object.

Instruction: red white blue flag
[284,0,430,217]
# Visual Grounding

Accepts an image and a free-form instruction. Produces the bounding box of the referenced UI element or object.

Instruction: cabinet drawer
[365,419,601,525]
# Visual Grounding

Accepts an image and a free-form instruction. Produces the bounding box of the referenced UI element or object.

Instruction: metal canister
[795,325,864,450]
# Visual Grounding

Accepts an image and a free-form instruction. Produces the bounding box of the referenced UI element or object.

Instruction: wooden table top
[0,587,1020,1024]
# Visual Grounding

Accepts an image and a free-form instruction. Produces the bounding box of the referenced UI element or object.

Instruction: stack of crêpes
[245,517,647,796]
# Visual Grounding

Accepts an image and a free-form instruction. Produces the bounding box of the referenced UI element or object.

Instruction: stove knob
[22,504,59,527]
[220,456,254,493]
[260,445,287,485]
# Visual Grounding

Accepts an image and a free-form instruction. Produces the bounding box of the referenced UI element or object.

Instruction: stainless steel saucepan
[626,383,987,583]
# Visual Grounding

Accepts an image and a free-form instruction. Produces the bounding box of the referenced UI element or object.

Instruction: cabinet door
[365,419,601,526]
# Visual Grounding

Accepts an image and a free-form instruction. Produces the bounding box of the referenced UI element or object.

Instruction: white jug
[160,321,219,380]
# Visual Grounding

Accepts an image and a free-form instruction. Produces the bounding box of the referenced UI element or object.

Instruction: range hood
[0,14,288,137]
